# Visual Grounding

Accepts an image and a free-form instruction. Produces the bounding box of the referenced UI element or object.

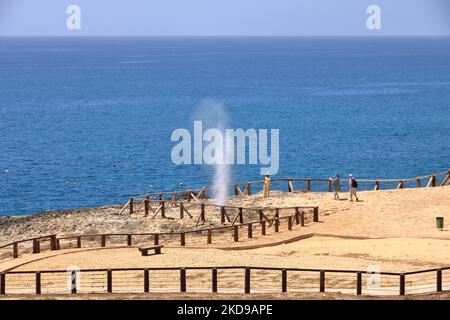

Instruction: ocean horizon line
[1,35,450,39]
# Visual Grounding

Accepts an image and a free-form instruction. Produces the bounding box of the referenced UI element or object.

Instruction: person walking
[263,175,271,198]
[332,174,341,200]
[348,174,359,202]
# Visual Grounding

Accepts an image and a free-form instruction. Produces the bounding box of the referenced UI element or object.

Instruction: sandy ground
[1,186,450,271]
[1,186,449,298]
[229,186,450,239]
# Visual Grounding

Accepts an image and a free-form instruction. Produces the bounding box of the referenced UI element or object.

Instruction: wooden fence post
[313,207,319,222]
[129,197,134,215]
[35,272,41,295]
[13,242,18,259]
[180,202,184,219]
[207,230,212,244]
[0,273,5,295]
[274,210,280,233]
[127,234,132,246]
[180,268,186,293]
[432,175,437,187]
[416,178,421,188]
[238,208,244,224]
[233,226,239,242]
[32,239,40,254]
[245,268,251,294]
[212,268,218,293]
[107,270,113,293]
[34,239,40,253]
[437,269,442,292]
[245,182,251,195]
[180,233,186,246]
[144,196,149,217]
[288,180,294,193]
[320,270,325,293]
[400,274,405,296]
[258,209,264,222]
[160,200,166,218]
[356,272,362,295]
[374,181,380,191]
[220,206,226,223]
[101,235,106,247]
[288,216,293,231]
[154,234,159,245]
[247,223,253,238]
[144,269,150,293]
[301,211,305,227]
[282,269,287,293]
[71,270,77,294]
[261,220,266,235]
[200,203,205,223]
[186,191,191,202]
[307,178,311,192]
[77,236,82,248]
[50,235,57,251]
[397,181,404,189]
[294,207,300,225]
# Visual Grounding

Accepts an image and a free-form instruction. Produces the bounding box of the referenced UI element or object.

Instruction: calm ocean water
[0,37,449,216]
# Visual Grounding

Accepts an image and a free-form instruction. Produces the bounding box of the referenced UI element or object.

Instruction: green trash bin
[436,217,444,230]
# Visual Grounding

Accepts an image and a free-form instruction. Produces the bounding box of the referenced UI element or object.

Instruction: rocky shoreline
[0,205,209,245]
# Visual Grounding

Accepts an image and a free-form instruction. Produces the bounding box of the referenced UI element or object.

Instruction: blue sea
[0,37,449,216]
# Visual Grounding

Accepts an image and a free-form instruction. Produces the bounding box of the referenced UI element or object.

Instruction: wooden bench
[138,244,164,256]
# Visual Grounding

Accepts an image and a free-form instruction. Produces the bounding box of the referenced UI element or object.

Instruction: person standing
[332,174,341,200]
[263,175,271,198]
[348,174,359,202]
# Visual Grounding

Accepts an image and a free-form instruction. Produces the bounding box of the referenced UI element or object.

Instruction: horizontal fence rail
[123,169,450,211]
[1,266,449,297]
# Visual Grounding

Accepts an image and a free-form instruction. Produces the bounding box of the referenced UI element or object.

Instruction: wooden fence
[0,235,58,259]
[0,206,319,260]
[125,170,450,205]
[121,197,319,225]
[1,265,449,296]
[232,170,450,194]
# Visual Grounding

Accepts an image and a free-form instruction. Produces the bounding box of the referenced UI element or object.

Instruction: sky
[0,0,449,36]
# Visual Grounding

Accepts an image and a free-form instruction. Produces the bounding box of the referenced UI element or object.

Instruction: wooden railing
[232,170,450,194]
[124,169,450,205]
[122,195,319,224]
[1,265,449,296]
[0,235,58,259]
[0,207,319,260]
